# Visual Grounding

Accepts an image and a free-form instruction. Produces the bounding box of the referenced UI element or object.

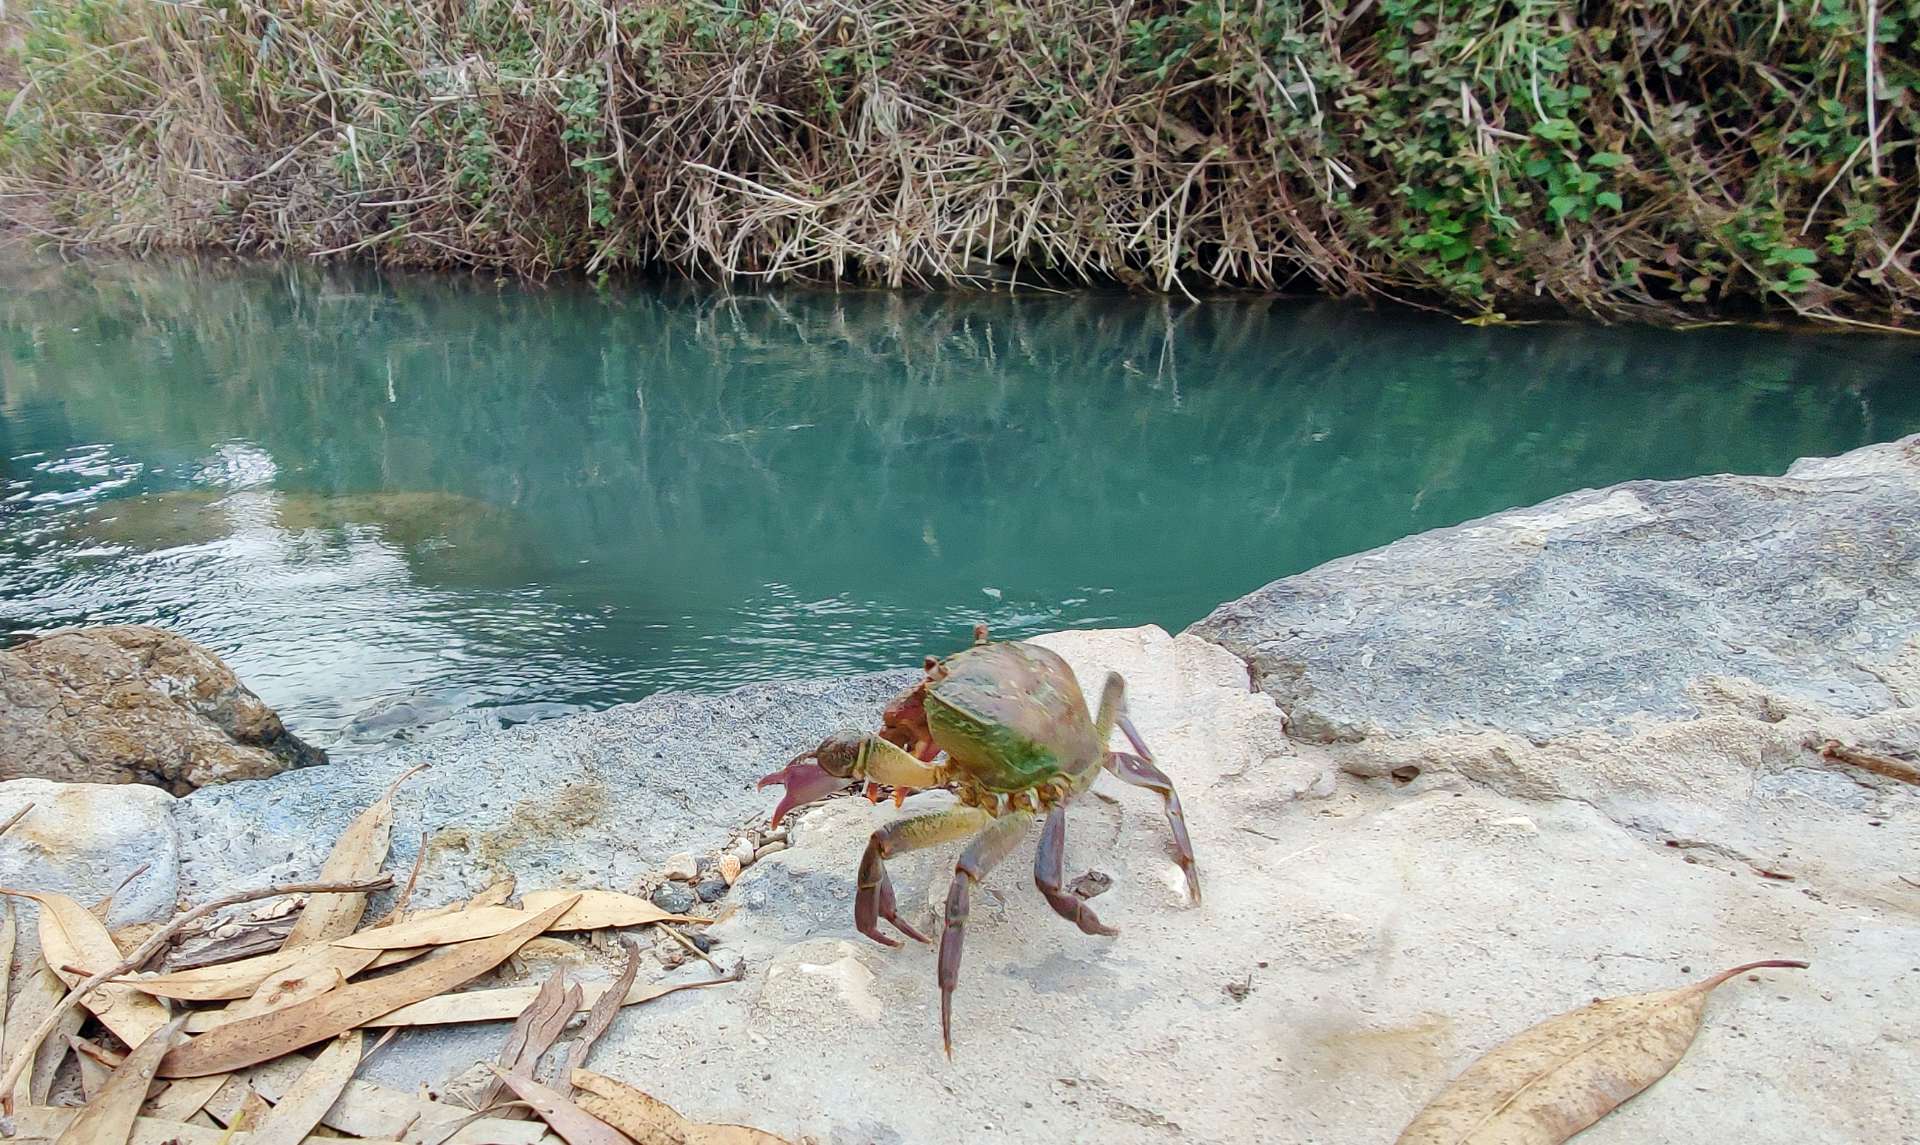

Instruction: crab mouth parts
[757,752,854,827]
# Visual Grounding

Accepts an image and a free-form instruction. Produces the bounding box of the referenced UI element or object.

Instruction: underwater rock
[69,488,520,565]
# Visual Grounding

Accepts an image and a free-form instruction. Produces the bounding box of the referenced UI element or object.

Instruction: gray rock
[0,779,180,962]
[694,877,727,903]
[1189,434,1920,744]
[533,628,1918,1144]
[173,669,915,907]
[650,882,696,914]
[0,625,326,792]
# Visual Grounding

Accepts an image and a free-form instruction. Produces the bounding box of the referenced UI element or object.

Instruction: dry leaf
[478,969,581,1110]
[72,1034,115,1100]
[6,959,84,1106]
[208,1055,540,1143]
[571,1069,792,1144]
[7,888,172,1046]
[9,1106,404,1145]
[1396,959,1809,1144]
[110,922,165,963]
[125,947,334,1002]
[364,964,738,1028]
[281,764,426,949]
[367,945,430,970]
[185,1072,270,1124]
[469,877,518,909]
[69,1033,126,1069]
[160,896,578,1077]
[333,896,701,954]
[424,1118,554,1145]
[146,1073,232,1121]
[523,890,709,932]
[329,906,548,951]
[54,1014,187,1145]
[249,1030,363,1145]
[219,944,382,1024]
[488,1066,633,1145]
[228,1082,277,1132]
[131,943,427,1002]
[565,939,640,1076]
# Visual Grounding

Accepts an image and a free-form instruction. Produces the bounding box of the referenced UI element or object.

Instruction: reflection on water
[3,257,1917,751]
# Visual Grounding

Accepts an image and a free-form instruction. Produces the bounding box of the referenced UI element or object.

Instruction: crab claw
[758,753,853,827]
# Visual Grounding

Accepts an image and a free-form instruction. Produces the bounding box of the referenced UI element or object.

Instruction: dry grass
[1,0,1915,326]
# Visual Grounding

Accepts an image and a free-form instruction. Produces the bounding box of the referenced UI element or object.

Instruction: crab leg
[861,735,947,787]
[1106,720,1201,905]
[938,810,1032,1057]
[1033,806,1119,937]
[857,807,990,947]
[855,735,950,808]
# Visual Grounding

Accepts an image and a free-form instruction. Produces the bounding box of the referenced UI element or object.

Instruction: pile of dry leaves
[0,767,789,1145]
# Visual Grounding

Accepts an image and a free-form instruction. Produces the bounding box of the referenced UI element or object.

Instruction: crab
[757,625,1200,1054]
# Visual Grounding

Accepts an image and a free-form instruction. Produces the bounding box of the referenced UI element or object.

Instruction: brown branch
[1813,739,1920,786]
[0,804,33,838]
[0,873,392,1111]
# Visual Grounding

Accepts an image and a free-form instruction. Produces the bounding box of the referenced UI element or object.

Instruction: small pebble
[650,882,697,913]
[729,838,758,868]
[694,878,727,903]
[719,855,743,885]
[662,852,699,881]
[690,932,716,953]
[764,828,789,844]
[755,841,789,861]
[1067,870,1112,901]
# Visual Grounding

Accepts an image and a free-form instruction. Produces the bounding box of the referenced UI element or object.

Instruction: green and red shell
[923,640,1102,792]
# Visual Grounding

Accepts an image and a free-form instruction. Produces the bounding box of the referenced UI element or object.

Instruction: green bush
[3,0,1915,325]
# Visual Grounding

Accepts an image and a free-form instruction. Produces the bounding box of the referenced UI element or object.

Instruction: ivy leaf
[1596,191,1624,210]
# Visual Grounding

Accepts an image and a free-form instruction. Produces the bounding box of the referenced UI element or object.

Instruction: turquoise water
[3,257,1917,751]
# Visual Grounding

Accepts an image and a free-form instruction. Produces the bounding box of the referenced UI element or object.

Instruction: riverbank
[3,433,1915,1141]
[2,2,1915,327]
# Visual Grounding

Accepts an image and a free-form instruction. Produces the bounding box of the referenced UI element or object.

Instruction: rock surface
[3,441,1917,1144]
[0,625,326,792]
[0,779,180,963]
[498,628,1917,1145]
[1189,434,1920,744]
[298,625,1911,1144]
[173,669,916,904]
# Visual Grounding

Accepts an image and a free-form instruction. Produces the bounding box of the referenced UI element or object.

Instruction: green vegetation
[2,1,1915,325]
